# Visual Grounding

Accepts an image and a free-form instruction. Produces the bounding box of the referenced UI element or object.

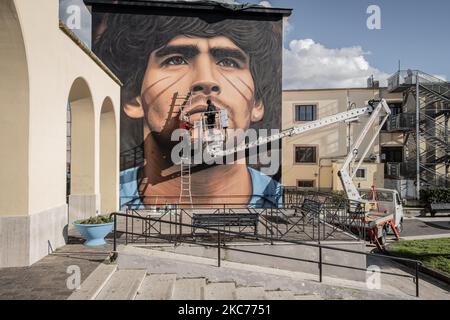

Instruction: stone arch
[99,96,118,214]
[67,77,96,223]
[0,0,30,216]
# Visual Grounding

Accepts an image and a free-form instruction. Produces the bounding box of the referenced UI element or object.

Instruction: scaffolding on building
[387,70,450,197]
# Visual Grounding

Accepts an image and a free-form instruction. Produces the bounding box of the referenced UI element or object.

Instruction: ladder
[170,91,192,110]
[173,91,193,207]
[179,155,193,207]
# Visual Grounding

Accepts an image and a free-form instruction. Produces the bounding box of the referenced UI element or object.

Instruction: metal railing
[385,162,416,179]
[386,113,416,132]
[118,203,364,243]
[388,70,450,93]
[120,194,283,210]
[119,191,367,243]
[109,210,423,298]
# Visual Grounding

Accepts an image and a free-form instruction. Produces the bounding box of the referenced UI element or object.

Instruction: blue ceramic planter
[74,222,114,246]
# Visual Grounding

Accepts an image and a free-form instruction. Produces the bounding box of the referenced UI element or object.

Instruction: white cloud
[283,39,390,89]
[258,1,272,7]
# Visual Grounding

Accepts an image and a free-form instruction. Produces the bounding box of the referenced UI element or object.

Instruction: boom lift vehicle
[182,98,403,251]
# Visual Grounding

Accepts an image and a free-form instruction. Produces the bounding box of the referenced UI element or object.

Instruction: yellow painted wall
[331,162,385,191]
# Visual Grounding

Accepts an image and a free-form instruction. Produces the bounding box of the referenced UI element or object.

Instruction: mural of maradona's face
[126,35,265,145]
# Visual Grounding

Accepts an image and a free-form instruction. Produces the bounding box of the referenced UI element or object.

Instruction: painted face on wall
[125,35,264,143]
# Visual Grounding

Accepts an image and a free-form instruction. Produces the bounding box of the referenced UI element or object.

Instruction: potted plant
[73,215,114,246]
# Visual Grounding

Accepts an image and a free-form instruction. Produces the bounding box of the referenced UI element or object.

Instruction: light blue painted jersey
[119,166,283,209]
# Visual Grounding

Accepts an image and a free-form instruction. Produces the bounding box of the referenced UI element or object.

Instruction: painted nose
[190,56,221,95]
[191,81,221,95]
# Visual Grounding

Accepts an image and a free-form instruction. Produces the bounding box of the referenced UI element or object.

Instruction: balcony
[385,162,416,179]
[386,113,416,132]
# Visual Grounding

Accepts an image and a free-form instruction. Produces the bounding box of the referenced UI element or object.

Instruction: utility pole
[415,74,421,200]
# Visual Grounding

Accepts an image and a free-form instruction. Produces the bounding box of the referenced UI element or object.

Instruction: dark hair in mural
[93,12,282,169]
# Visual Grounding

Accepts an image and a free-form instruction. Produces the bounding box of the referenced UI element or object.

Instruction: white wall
[0,0,121,267]
[13,0,121,216]
[0,0,29,216]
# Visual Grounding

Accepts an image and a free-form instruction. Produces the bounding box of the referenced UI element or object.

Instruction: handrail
[389,70,449,85]
[120,194,284,209]
[109,211,422,297]
[123,195,368,242]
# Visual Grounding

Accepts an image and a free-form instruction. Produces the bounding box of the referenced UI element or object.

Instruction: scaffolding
[387,70,450,197]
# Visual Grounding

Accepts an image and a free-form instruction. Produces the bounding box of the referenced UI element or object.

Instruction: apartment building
[282,86,403,193]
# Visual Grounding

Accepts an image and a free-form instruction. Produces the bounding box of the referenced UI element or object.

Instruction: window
[355,168,366,179]
[295,146,317,164]
[377,191,394,202]
[382,103,402,130]
[381,147,403,163]
[389,103,402,116]
[297,180,315,188]
[295,105,316,121]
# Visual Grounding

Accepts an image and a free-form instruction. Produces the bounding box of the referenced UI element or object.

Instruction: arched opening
[67,77,96,223]
[0,0,29,217]
[100,97,118,214]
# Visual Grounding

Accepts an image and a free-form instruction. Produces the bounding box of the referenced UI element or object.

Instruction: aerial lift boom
[198,99,399,250]
[337,99,391,202]
[203,100,391,203]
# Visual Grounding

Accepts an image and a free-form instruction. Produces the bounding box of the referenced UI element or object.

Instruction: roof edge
[84,0,293,17]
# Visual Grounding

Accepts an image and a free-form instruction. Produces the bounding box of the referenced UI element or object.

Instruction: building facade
[0,0,121,267]
[282,86,403,194]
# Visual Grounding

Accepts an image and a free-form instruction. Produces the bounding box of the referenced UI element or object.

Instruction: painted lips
[185,105,208,123]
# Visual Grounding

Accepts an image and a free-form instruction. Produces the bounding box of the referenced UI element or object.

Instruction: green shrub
[330,191,346,203]
[76,215,114,225]
[420,187,450,204]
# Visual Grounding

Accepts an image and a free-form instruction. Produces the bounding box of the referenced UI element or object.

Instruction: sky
[60,0,92,47]
[249,0,450,89]
[59,0,450,90]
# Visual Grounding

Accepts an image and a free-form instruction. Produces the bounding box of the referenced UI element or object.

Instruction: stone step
[265,290,295,300]
[117,246,413,300]
[68,262,117,300]
[96,269,147,300]
[135,274,177,300]
[171,278,206,300]
[234,287,267,300]
[204,282,236,300]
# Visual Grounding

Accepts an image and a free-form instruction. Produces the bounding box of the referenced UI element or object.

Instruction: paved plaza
[0,229,111,300]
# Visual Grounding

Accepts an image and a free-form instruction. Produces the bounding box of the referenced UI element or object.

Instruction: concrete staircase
[69,266,322,300]
[68,245,413,300]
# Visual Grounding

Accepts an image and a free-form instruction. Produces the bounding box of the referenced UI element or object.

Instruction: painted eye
[163,56,188,66]
[217,58,239,68]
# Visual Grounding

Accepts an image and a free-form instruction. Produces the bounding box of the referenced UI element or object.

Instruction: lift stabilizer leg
[370,229,385,252]
[390,220,400,240]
